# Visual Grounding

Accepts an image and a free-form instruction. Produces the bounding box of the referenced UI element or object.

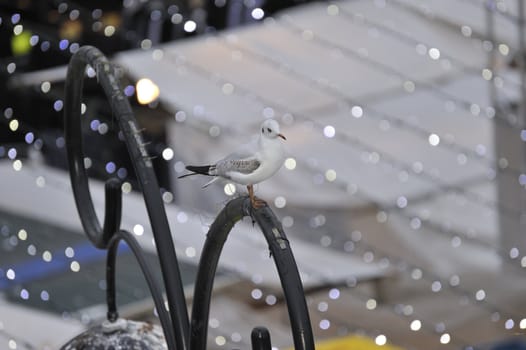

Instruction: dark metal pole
[251,327,272,350]
[106,230,176,350]
[64,45,189,350]
[189,196,315,350]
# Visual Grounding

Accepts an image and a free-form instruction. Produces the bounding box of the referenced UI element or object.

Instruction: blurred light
[7,62,16,74]
[323,125,335,138]
[136,78,160,104]
[329,288,340,299]
[428,133,440,146]
[184,20,197,33]
[325,169,337,181]
[59,39,69,50]
[53,100,63,111]
[251,8,265,20]
[504,318,515,329]
[209,125,221,137]
[29,35,39,46]
[263,107,274,118]
[175,111,187,122]
[70,261,80,272]
[13,160,22,171]
[42,251,52,262]
[141,39,152,49]
[11,29,32,55]
[366,298,377,310]
[475,289,486,301]
[410,320,421,331]
[9,119,19,131]
[318,301,328,312]
[40,290,50,301]
[11,13,21,24]
[411,268,423,280]
[428,47,440,60]
[431,280,442,292]
[215,336,226,346]
[104,25,115,37]
[265,294,277,305]
[171,13,183,24]
[185,246,196,258]
[6,269,15,280]
[274,196,286,208]
[97,123,108,134]
[499,43,509,56]
[13,24,23,35]
[224,183,236,196]
[461,25,472,37]
[152,49,164,61]
[284,157,296,170]
[396,196,407,208]
[18,229,27,241]
[251,288,262,299]
[105,162,116,174]
[351,105,363,118]
[177,211,188,223]
[122,182,132,193]
[7,148,17,159]
[162,148,174,160]
[282,216,294,228]
[65,247,75,258]
[124,85,135,96]
[41,81,51,93]
[416,43,427,55]
[375,335,387,346]
[403,80,415,92]
[319,319,330,330]
[440,333,450,344]
[133,224,144,236]
[482,68,493,80]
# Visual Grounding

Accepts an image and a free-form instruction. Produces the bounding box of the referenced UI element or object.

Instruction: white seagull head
[260,119,286,140]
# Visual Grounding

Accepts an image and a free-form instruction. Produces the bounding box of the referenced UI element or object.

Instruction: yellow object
[11,30,32,56]
[136,78,160,105]
[288,335,404,350]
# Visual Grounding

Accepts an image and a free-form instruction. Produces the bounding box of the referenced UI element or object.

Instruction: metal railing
[62,45,314,350]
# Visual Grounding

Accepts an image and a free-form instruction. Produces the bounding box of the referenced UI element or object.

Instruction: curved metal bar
[251,327,272,350]
[106,230,177,350]
[64,45,189,350]
[189,196,315,350]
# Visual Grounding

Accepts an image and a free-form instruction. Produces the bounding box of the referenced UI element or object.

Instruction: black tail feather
[178,165,213,179]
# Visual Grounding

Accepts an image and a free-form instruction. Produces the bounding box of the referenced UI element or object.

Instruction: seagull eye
[267,128,272,133]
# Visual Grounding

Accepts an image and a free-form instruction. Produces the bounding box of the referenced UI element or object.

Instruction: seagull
[178,119,287,208]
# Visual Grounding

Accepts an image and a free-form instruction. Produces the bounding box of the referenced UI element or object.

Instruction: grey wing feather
[214,137,261,176]
[216,158,260,175]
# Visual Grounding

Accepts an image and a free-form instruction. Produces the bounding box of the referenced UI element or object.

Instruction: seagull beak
[278,133,287,140]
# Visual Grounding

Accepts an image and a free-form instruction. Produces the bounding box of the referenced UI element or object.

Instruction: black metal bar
[64,45,189,350]
[251,327,272,350]
[106,230,177,350]
[189,196,315,350]
[251,202,315,350]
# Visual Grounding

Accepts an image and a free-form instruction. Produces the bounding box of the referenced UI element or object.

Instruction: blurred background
[1,0,526,349]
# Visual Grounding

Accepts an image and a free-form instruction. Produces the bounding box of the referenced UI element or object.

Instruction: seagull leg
[247,184,266,209]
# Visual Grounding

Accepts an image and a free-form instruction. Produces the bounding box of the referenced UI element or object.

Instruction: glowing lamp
[135,78,160,105]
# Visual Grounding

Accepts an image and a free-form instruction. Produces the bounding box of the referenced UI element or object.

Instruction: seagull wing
[214,137,261,176]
